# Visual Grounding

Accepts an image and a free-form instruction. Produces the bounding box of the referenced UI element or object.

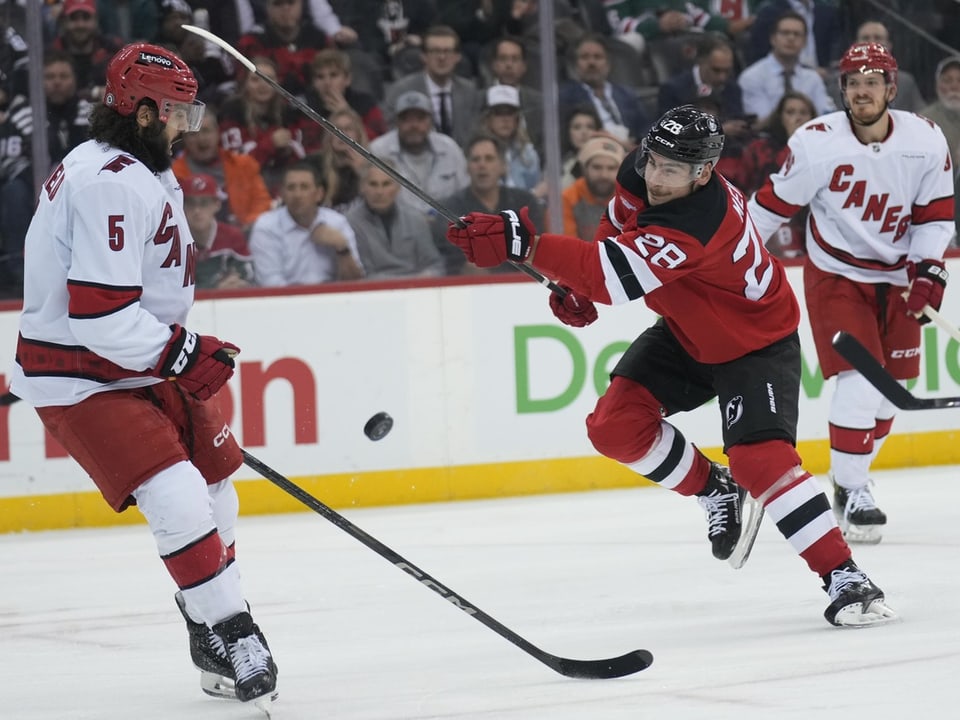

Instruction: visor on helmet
[636,138,708,188]
[162,99,206,132]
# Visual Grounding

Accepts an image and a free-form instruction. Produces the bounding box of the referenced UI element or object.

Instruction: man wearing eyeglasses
[738,10,834,120]
[384,25,482,148]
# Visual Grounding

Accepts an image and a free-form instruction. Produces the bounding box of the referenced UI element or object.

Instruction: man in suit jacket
[384,25,482,148]
[658,33,752,142]
[558,33,651,146]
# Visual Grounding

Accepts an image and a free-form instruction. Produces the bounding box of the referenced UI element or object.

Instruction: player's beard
[139,117,173,172]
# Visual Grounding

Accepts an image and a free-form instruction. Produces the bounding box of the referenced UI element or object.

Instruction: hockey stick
[831,331,960,410]
[241,449,654,678]
[919,303,960,344]
[181,24,566,298]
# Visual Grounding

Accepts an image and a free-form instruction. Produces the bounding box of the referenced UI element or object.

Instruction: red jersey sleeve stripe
[67,280,142,319]
[912,196,955,225]
[754,182,805,219]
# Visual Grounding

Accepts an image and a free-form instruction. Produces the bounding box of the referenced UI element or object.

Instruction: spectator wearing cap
[182,174,256,290]
[346,162,445,279]
[369,90,468,215]
[52,0,123,101]
[560,137,624,239]
[920,56,960,171]
[249,161,364,286]
[486,36,544,152]
[478,84,543,198]
[384,25,483,148]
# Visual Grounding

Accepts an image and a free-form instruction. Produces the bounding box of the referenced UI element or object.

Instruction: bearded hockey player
[447,105,898,627]
[748,43,955,544]
[10,43,278,711]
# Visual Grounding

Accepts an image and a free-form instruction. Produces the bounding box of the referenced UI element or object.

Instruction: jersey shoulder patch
[99,154,138,175]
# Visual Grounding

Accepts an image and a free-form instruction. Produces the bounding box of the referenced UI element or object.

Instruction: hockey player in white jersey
[748,42,955,544]
[9,43,278,711]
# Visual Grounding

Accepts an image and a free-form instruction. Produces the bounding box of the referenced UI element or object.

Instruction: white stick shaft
[181,24,256,72]
[922,304,960,344]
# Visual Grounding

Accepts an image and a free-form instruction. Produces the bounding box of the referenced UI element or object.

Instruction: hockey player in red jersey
[448,105,897,627]
[748,43,955,544]
[10,44,277,708]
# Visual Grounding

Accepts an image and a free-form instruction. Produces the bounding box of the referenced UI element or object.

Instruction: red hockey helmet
[103,43,204,131]
[839,42,898,86]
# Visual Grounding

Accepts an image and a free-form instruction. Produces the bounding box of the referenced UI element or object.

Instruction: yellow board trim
[2,431,958,533]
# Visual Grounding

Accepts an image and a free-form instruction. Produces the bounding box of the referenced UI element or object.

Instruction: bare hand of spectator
[311,224,349,253]
[659,10,691,34]
[216,271,253,290]
[320,89,349,113]
[722,118,752,139]
[333,27,358,46]
[728,17,756,36]
[511,0,538,20]
[272,128,293,149]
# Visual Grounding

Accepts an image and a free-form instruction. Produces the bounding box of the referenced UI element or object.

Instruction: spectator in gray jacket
[369,90,468,215]
[347,162,445,279]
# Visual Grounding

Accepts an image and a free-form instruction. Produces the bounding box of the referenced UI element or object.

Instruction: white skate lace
[229,636,272,684]
[844,482,878,516]
[697,491,737,537]
[206,629,228,659]
[825,567,868,602]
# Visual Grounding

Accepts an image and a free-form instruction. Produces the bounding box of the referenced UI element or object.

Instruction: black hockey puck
[363,412,393,441]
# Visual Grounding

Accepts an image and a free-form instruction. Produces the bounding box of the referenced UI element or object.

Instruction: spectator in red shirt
[236,0,329,95]
[182,173,256,290]
[218,56,311,196]
[52,0,123,101]
[302,48,387,143]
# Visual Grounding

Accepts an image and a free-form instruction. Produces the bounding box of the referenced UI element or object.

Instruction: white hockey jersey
[10,140,197,407]
[748,110,956,285]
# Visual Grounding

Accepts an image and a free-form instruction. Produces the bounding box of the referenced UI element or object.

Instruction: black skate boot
[696,463,744,561]
[833,478,887,544]
[175,592,233,680]
[821,560,897,627]
[212,611,278,708]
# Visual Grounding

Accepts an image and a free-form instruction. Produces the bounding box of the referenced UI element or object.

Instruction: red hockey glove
[549,286,598,327]
[905,259,948,324]
[154,325,240,401]
[445,207,537,268]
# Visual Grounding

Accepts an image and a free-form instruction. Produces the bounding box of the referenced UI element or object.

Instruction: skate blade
[253,691,279,718]
[833,598,899,627]
[841,522,884,545]
[200,670,237,700]
[728,495,764,569]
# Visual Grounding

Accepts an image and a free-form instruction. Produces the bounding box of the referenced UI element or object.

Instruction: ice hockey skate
[822,560,898,627]
[212,610,279,716]
[176,593,278,716]
[175,592,236,700]
[697,462,763,568]
[833,477,886,544]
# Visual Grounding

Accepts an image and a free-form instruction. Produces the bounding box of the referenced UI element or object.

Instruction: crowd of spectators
[1,0,959,299]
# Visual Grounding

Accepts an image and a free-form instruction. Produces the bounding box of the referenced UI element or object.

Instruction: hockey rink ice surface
[2,465,958,719]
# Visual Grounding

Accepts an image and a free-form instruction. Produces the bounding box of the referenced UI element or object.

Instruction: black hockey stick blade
[241,450,653,678]
[832,331,960,410]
